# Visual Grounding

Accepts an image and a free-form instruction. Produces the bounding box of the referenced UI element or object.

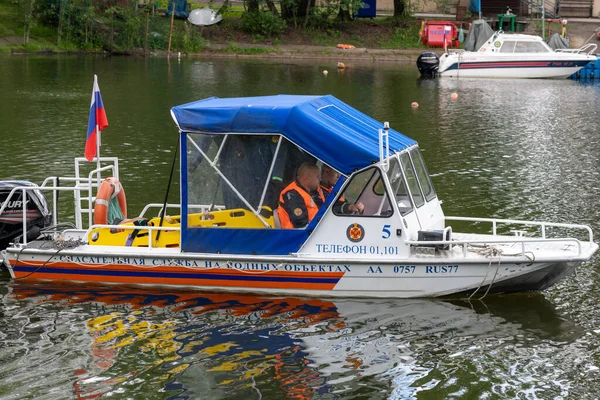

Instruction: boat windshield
[408,147,436,202]
[385,157,414,216]
[333,167,393,217]
[502,40,550,53]
[384,148,437,215]
[186,133,319,228]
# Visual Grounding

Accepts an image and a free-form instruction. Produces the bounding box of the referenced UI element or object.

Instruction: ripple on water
[1,282,595,399]
[2,59,600,399]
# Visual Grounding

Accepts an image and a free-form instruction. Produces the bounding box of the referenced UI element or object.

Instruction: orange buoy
[336,44,355,49]
[94,177,127,225]
[451,92,459,100]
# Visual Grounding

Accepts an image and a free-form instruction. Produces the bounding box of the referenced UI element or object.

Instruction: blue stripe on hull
[445,60,590,72]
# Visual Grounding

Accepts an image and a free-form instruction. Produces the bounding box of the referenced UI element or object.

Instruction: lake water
[1,55,600,399]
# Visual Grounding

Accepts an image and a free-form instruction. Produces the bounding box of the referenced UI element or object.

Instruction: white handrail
[137,203,225,218]
[37,164,117,230]
[407,237,583,257]
[0,186,97,246]
[84,165,117,227]
[445,216,594,242]
[379,122,390,172]
[555,43,598,55]
[85,223,181,249]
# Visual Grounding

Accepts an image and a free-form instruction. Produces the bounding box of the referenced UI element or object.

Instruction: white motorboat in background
[437,32,597,79]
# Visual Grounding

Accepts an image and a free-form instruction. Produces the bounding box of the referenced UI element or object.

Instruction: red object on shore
[421,21,459,48]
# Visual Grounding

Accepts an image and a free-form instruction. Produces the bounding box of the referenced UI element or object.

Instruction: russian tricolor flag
[85,75,108,162]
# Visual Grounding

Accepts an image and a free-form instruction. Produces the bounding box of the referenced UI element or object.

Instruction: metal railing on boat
[406,237,584,258]
[137,203,224,219]
[556,43,598,55]
[445,216,594,243]
[69,224,182,249]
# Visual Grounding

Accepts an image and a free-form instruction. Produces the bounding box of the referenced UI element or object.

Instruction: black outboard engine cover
[417,51,440,78]
[0,181,51,249]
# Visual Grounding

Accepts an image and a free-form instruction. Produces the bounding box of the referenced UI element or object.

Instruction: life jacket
[320,183,344,202]
[320,184,332,196]
[278,181,325,229]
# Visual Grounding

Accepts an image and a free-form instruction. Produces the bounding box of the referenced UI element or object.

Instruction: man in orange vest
[320,165,364,214]
[278,163,325,228]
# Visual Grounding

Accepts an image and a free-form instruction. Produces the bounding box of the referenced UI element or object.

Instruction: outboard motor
[417,51,440,78]
[0,181,51,250]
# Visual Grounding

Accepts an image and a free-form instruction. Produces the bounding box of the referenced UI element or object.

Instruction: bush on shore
[0,0,426,54]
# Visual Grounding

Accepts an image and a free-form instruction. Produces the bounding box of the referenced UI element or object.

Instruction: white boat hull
[440,64,585,79]
[3,240,595,298]
[438,55,593,79]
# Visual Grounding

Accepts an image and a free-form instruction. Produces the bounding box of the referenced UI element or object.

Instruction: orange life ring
[94,177,127,225]
[336,44,355,49]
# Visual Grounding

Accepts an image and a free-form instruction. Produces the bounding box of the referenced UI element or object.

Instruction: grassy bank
[0,0,427,55]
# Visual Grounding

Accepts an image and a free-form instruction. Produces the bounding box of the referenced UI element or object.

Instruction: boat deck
[414,232,597,262]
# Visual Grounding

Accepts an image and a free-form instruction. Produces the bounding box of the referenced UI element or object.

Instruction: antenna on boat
[379,122,390,172]
[155,133,180,244]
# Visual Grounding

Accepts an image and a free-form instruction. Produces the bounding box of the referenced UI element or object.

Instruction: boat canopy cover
[171,95,417,175]
[545,33,570,50]
[463,20,494,51]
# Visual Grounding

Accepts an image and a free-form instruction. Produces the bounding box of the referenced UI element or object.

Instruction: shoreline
[185,51,420,62]
[3,43,425,62]
[192,43,423,62]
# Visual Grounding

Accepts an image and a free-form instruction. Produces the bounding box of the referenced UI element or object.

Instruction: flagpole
[86,74,108,191]
[96,127,101,187]
[95,74,102,187]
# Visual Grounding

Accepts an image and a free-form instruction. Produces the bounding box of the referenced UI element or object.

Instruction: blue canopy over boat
[171,95,417,175]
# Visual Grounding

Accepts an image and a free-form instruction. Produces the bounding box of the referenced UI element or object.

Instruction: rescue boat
[1,95,597,298]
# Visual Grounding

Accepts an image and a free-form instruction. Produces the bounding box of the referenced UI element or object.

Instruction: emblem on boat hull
[346,223,365,243]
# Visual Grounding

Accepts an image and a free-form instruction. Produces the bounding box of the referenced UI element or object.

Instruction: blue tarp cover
[469,0,481,13]
[171,95,417,176]
[166,0,189,19]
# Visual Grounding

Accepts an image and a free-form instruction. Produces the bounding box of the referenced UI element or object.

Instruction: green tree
[79,3,95,45]
[104,5,118,51]
[394,0,406,16]
[18,0,37,44]
[246,0,259,12]
[56,0,67,43]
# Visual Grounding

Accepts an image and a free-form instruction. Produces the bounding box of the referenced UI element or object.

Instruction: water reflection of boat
[4,282,581,399]
[2,95,596,297]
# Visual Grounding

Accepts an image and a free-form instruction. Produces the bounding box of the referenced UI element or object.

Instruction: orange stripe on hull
[11,261,344,290]
[12,272,338,290]
[14,261,345,278]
